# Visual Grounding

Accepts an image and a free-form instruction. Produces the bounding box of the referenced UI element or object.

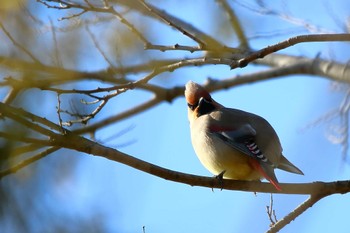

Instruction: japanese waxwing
[185,81,303,190]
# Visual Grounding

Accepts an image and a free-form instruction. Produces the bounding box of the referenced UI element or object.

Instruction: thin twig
[0,22,41,64]
[59,9,87,21]
[57,93,64,127]
[38,0,150,44]
[62,89,126,126]
[266,194,325,233]
[234,1,334,34]
[73,95,161,134]
[50,18,63,67]
[145,44,242,54]
[266,194,278,227]
[138,0,208,47]
[86,25,116,69]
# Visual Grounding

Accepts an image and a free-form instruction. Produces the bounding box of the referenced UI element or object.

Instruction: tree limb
[1,102,350,196]
[232,34,350,68]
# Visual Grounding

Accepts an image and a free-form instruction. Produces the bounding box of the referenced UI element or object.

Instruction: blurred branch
[216,0,249,48]
[0,23,41,64]
[0,147,59,177]
[38,0,150,44]
[0,56,176,84]
[234,0,335,34]
[86,25,116,70]
[1,52,349,132]
[256,53,350,83]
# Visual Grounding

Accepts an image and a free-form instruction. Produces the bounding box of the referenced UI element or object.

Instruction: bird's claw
[214,170,226,191]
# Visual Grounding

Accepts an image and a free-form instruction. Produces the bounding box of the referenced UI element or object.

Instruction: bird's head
[185,81,222,121]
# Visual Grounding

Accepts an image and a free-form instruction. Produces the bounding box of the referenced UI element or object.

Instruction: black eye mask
[196,97,216,117]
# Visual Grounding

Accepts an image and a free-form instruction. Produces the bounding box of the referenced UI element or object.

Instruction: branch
[216,0,249,48]
[0,103,349,196]
[0,147,59,177]
[73,95,162,134]
[233,33,350,68]
[0,22,41,64]
[30,130,350,195]
[0,102,64,134]
[38,0,150,44]
[138,0,207,47]
[256,53,350,83]
[266,194,325,233]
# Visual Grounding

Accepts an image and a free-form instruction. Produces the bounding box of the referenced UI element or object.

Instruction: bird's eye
[187,102,198,110]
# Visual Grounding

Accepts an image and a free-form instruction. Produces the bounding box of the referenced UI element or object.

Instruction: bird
[185,81,303,190]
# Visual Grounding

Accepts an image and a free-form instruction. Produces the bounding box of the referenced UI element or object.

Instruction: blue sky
[83,2,349,233]
[63,1,350,233]
[3,1,350,233]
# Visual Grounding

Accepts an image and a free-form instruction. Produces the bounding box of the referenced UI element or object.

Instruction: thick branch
[40,131,350,195]
[0,103,349,196]
[1,109,349,196]
[257,53,350,83]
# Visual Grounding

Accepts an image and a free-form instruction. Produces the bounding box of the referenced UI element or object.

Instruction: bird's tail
[278,155,304,175]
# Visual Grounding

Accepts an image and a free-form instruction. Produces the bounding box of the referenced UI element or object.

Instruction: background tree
[1,0,350,232]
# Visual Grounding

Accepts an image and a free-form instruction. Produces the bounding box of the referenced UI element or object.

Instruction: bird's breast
[190,119,261,180]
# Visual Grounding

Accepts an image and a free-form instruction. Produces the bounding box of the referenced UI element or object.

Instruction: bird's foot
[213,170,226,191]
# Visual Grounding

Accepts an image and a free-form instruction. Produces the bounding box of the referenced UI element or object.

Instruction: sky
[77,1,350,232]
[2,1,350,233]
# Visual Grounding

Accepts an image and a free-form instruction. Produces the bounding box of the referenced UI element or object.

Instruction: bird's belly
[192,132,261,181]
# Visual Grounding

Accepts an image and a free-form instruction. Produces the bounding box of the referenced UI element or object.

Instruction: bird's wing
[211,124,281,190]
[211,124,271,163]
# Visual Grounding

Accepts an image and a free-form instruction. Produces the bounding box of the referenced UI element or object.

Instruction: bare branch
[266,194,325,233]
[0,131,51,145]
[0,102,65,134]
[266,194,278,227]
[0,147,59,177]
[61,88,127,126]
[0,102,349,196]
[0,23,41,64]
[86,25,116,69]
[234,1,334,34]
[138,0,208,47]
[257,53,350,83]
[74,95,162,134]
[38,0,150,44]
[59,9,87,21]
[145,44,243,54]
[49,18,63,67]
[233,34,350,68]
